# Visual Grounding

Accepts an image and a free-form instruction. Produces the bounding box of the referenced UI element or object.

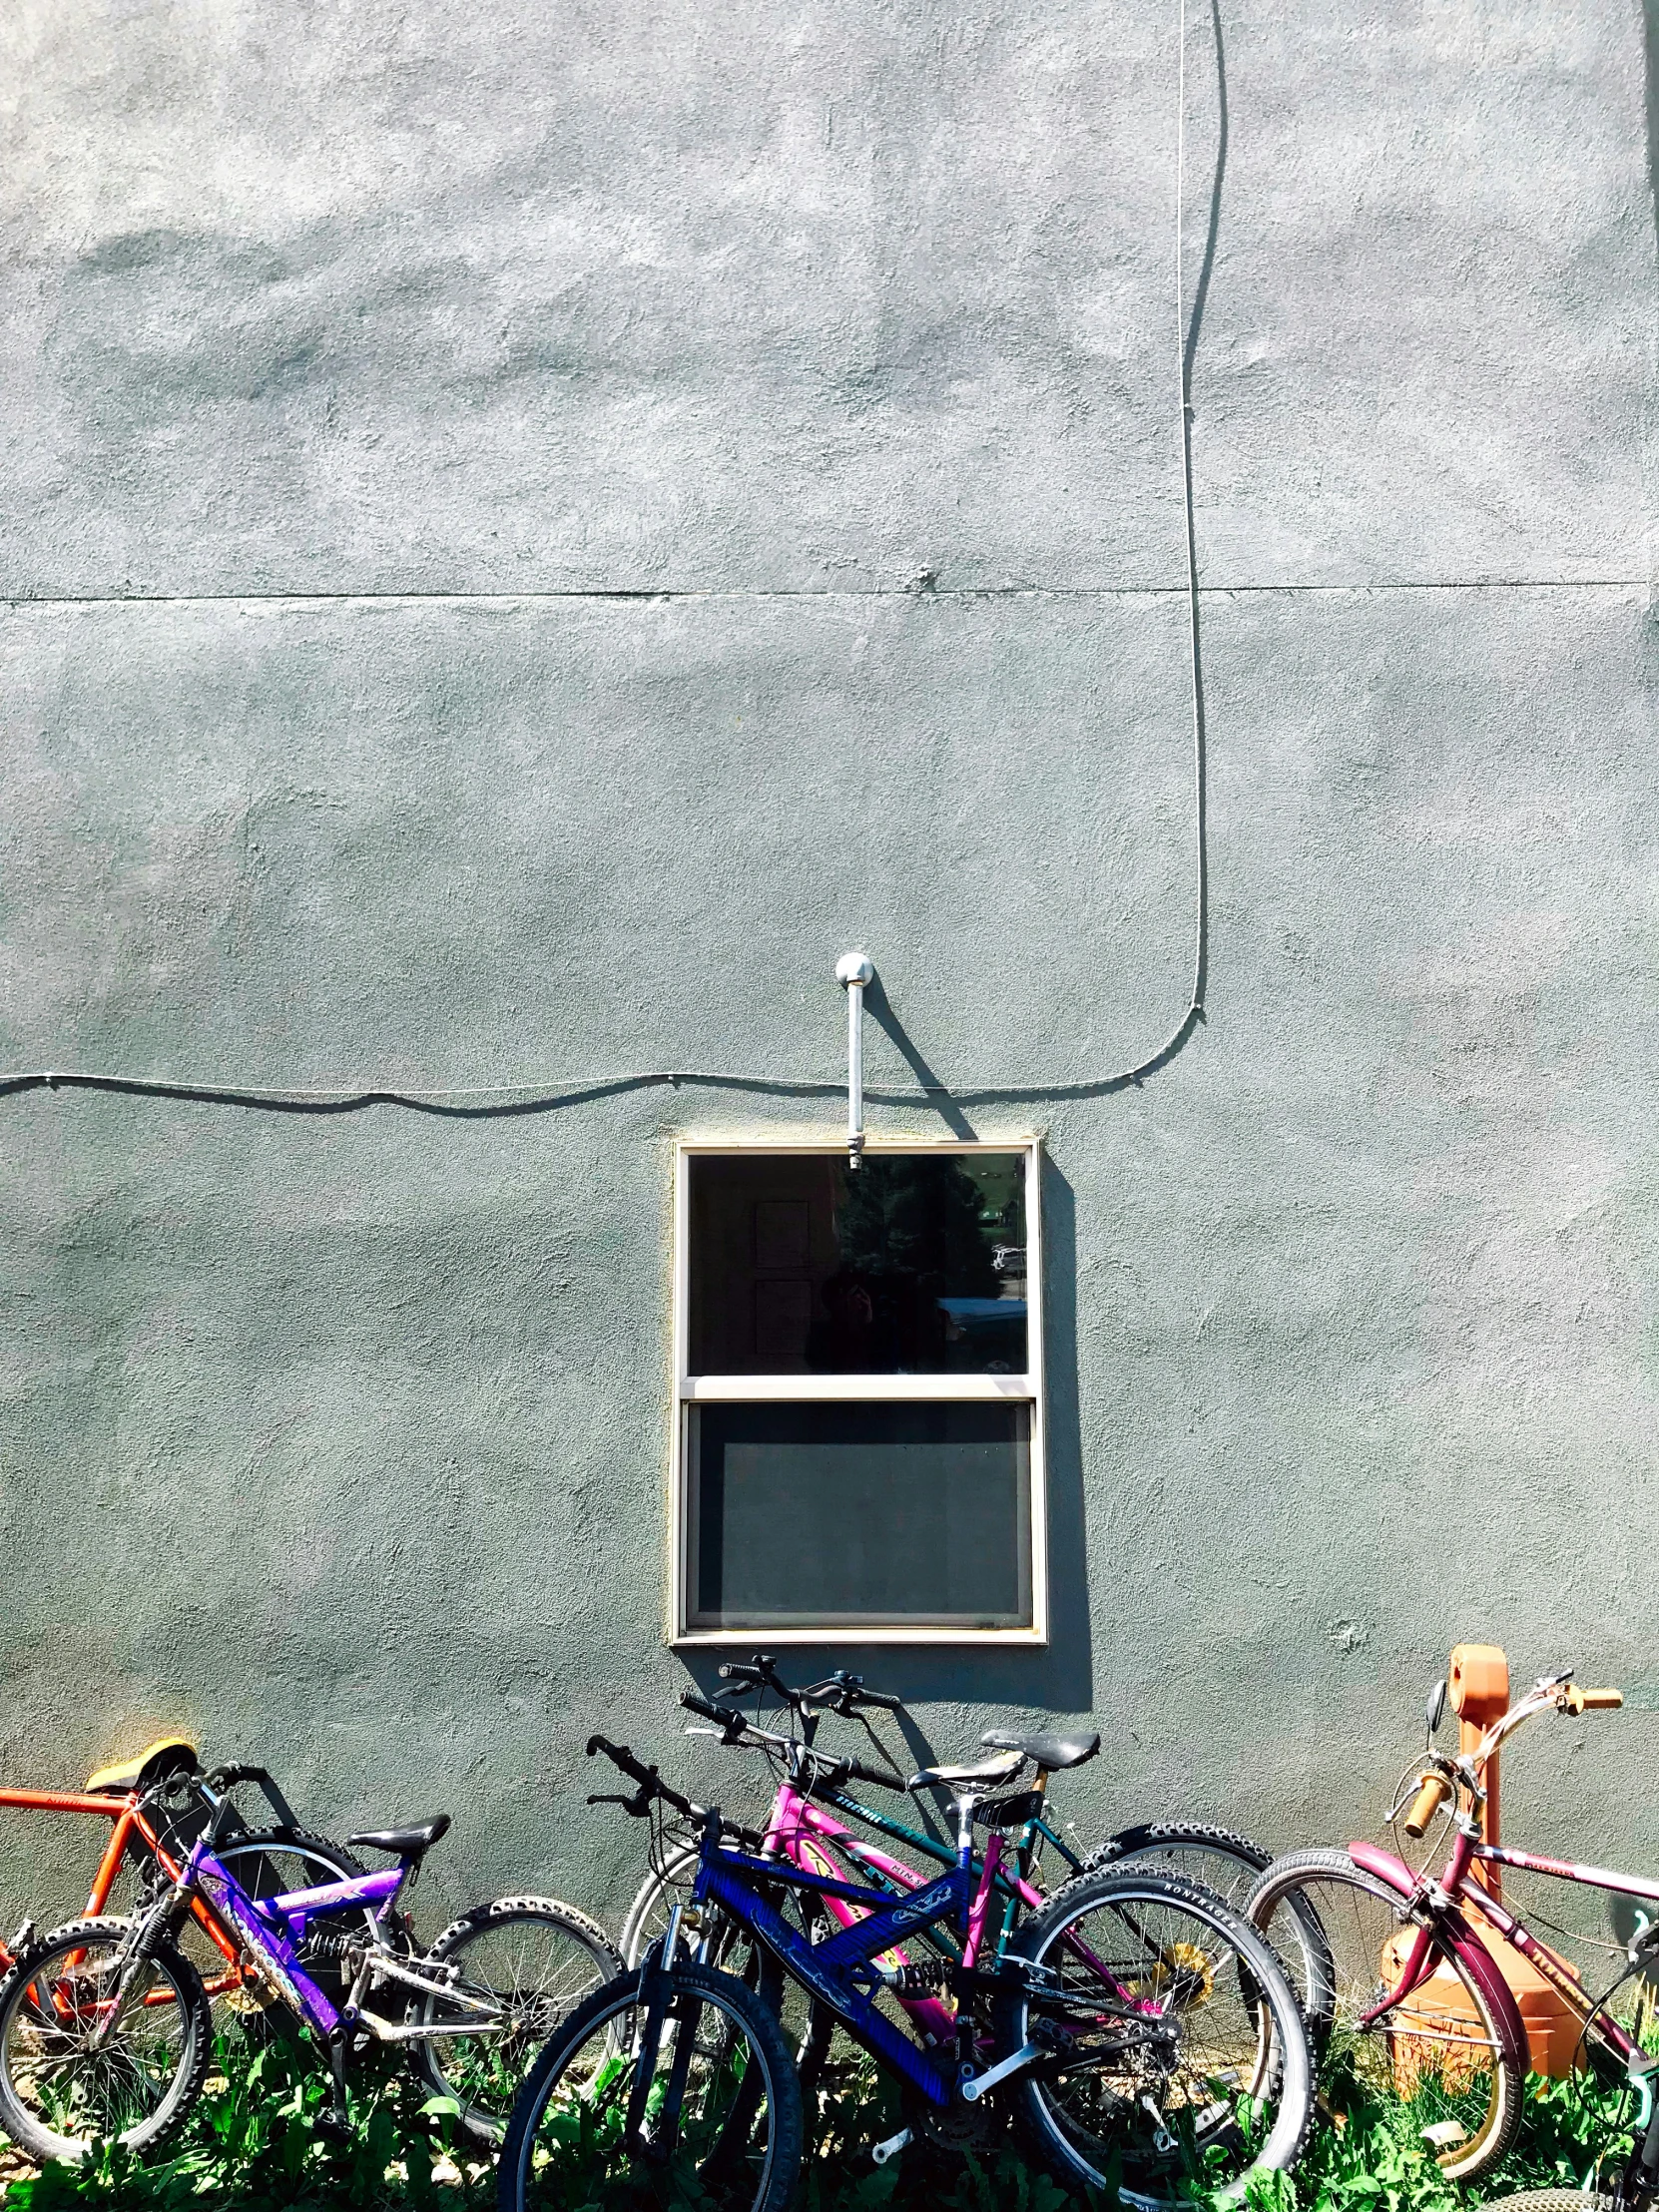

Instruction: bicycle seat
[979,1729,1100,1773]
[85,1738,200,1794]
[344,1815,451,1859]
[907,1750,1025,1793]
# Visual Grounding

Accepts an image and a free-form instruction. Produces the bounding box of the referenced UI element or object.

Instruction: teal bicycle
[623,1658,1276,2087]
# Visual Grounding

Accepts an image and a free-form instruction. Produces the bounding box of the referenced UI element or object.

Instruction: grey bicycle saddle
[344,1814,451,1858]
[979,1729,1100,1772]
[907,1749,1025,1792]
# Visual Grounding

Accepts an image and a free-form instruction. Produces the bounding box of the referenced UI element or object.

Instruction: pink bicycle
[1246,1666,1649,2185]
[625,1670,1295,2180]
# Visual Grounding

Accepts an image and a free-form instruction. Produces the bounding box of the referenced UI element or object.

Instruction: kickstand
[316,2035,352,2146]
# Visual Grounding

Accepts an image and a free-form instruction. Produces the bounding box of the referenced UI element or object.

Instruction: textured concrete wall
[1,0,1655,1925]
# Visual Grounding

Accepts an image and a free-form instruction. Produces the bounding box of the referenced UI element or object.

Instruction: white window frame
[669,1134,1047,1647]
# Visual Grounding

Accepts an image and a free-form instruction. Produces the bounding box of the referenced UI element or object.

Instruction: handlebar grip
[681,1691,744,1732]
[685,1690,739,1725]
[587,1734,653,1786]
[1403,1773,1452,1839]
[1576,1688,1624,1711]
[854,1688,904,1712]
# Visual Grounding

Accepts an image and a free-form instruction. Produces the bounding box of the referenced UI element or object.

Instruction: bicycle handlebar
[718,1654,792,1701]
[800,1672,904,1715]
[1402,1772,1451,1839]
[836,1753,907,1794]
[585,1736,701,1823]
[679,1696,905,1796]
[681,1691,750,1739]
[715,1655,904,1718]
[585,1736,770,1852]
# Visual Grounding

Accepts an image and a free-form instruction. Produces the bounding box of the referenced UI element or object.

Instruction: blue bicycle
[498,1738,1314,2212]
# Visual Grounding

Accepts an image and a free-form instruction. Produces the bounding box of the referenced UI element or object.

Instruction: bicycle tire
[497,1957,803,2212]
[624,1843,831,2084]
[1477,2197,1618,2212]
[412,1894,623,2142]
[1088,1821,1275,1913]
[1246,1846,1523,2181]
[0,1915,211,2161]
[996,1867,1314,2207]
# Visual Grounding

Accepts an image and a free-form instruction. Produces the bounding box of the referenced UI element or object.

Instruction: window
[671,1141,1044,1643]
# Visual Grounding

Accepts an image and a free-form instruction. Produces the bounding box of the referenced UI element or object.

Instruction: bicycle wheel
[997,1868,1314,2207]
[1246,1847,1522,2181]
[412,1895,624,2142]
[497,1958,803,2212]
[0,1916,211,2161]
[1089,1823,1274,1913]
[625,1845,831,2085]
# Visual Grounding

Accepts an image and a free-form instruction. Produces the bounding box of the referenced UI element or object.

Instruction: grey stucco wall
[1,0,1656,1925]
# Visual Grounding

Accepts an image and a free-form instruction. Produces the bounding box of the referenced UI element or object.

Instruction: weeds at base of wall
[0,2034,1639,2211]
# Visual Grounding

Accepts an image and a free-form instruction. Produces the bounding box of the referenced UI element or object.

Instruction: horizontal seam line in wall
[0,579,1649,609]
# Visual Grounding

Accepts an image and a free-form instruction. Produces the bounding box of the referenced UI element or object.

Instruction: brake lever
[588,1790,653,1818]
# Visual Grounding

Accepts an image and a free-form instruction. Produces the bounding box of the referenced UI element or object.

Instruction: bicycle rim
[503,1962,799,2212]
[1010,1872,1307,2206]
[1250,1853,1520,2179]
[0,1924,204,2159]
[419,1903,620,2138]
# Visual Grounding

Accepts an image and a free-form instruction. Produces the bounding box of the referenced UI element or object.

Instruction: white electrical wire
[3,10,1209,1116]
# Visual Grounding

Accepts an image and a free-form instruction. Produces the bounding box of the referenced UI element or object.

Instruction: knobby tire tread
[0,1915,212,2162]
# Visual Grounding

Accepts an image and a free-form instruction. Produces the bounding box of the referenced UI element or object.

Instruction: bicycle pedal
[315,2113,354,2147]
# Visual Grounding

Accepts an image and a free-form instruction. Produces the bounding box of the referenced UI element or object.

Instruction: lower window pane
[687,1401,1032,1631]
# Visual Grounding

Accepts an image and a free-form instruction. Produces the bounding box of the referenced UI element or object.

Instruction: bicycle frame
[1348,1824,1656,2070]
[695,1815,1014,2106]
[178,1834,402,2035]
[0,1783,253,1994]
[822,1776,1082,1884]
[1342,1677,1659,2072]
[761,1777,1067,2045]
[168,1829,517,2050]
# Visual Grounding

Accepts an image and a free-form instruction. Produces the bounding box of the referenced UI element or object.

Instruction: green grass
[0,2032,1641,2212]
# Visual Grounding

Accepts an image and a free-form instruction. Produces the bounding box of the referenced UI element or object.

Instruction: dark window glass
[687,1153,1028,1376]
[687,1401,1031,1630]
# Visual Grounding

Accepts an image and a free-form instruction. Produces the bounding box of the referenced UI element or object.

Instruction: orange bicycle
[0,1738,365,2012]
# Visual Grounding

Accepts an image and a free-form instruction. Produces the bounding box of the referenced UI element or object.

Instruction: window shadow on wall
[678,1151,1094,1747]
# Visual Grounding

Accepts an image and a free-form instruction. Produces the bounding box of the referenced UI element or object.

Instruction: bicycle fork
[625,1904,692,2164]
[87,1874,192,2051]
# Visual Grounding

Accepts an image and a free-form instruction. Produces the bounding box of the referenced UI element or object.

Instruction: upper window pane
[687,1151,1027,1376]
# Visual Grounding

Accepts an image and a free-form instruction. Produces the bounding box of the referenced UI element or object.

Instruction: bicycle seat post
[949,1787,983,1864]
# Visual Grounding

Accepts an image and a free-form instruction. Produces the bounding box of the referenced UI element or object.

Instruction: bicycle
[624,1657,1275,1978]
[626,1668,1279,2106]
[0,1738,369,2016]
[498,1733,1314,2212]
[0,1767,621,2161]
[1247,1666,1648,2184]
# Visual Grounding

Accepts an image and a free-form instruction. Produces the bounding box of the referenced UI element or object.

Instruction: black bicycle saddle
[979,1729,1100,1772]
[344,1814,452,1859]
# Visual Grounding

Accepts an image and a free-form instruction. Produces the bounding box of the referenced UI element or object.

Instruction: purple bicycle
[0,1769,620,2162]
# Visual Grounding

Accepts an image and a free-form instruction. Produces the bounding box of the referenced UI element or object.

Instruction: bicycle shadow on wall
[678,1149,1095,1755]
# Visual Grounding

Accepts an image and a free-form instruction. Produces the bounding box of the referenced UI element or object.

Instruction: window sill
[680,1373,1035,1401]
[670,1625,1049,1648]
